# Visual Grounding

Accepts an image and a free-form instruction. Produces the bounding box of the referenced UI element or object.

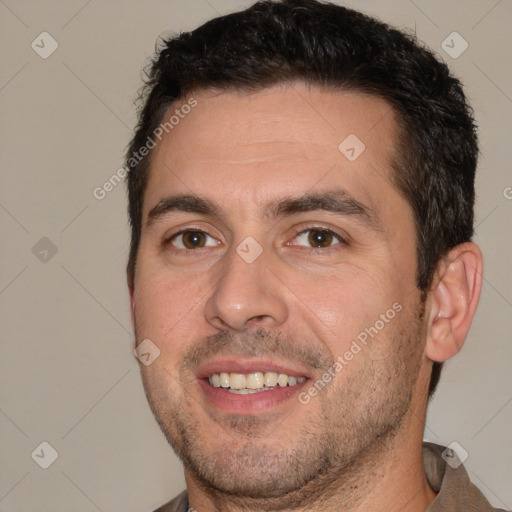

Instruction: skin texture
[130,83,483,512]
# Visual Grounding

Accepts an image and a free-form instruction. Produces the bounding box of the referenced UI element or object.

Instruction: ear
[425,242,483,363]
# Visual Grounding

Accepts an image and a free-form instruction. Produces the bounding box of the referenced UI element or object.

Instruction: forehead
[143,83,405,221]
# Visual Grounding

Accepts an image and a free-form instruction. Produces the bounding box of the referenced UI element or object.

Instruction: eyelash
[164,226,347,253]
[165,228,219,251]
[289,227,346,251]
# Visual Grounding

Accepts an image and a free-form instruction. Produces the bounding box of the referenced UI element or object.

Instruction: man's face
[132,84,429,499]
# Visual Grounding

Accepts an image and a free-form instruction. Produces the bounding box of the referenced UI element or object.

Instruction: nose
[204,244,289,332]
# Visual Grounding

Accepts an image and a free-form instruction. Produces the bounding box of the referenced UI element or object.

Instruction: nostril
[249,314,270,323]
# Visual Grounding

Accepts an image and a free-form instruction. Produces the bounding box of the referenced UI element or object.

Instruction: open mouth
[207,371,307,394]
[196,359,312,414]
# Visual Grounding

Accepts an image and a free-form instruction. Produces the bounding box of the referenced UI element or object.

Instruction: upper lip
[195,357,312,380]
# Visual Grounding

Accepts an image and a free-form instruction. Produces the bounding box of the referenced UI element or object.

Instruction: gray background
[0,0,511,510]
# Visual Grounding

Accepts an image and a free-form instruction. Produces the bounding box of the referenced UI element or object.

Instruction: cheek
[290,267,393,324]
[284,265,400,351]
[133,265,208,354]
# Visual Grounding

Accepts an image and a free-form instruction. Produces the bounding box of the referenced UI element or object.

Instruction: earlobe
[425,242,483,363]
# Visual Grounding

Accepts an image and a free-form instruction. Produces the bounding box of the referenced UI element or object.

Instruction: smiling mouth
[207,371,306,394]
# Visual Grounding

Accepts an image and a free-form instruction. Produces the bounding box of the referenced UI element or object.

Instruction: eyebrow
[147,195,222,227]
[146,189,380,231]
[266,190,377,228]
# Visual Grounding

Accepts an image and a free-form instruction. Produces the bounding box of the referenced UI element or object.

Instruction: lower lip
[198,379,308,414]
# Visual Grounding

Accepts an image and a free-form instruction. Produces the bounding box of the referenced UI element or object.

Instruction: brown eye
[291,228,343,249]
[170,230,219,250]
[307,229,334,248]
[182,231,206,248]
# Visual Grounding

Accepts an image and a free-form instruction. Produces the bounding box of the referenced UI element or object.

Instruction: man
[126,1,505,510]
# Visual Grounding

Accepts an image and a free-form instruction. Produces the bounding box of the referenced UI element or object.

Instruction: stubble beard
[139,301,426,509]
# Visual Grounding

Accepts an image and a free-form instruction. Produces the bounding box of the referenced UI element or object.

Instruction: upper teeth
[208,372,306,390]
